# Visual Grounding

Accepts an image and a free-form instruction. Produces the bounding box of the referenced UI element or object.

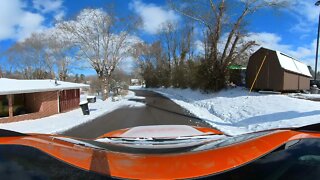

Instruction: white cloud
[119,57,136,74]
[33,0,62,13]
[288,1,319,33]
[17,12,45,40]
[291,1,318,23]
[246,32,291,52]
[0,0,45,41]
[194,40,205,55]
[247,32,317,68]
[129,0,180,34]
[33,0,65,20]
[0,0,65,41]
[54,11,65,21]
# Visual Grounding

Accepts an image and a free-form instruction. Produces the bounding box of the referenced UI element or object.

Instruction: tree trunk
[100,76,110,100]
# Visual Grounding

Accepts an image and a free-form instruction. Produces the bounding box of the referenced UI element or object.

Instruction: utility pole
[315,1,320,80]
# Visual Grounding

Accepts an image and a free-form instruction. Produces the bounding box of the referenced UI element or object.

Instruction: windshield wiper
[52,136,106,150]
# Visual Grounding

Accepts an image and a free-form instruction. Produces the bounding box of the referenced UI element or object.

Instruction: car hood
[92,125,226,150]
[1,124,320,179]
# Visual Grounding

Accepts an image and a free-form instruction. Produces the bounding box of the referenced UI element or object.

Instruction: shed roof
[275,51,312,77]
[258,47,312,77]
[0,78,90,95]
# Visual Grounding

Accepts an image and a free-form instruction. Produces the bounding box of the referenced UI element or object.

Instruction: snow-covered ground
[288,93,320,101]
[135,87,320,136]
[129,85,145,90]
[3,86,320,137]
[0,91,145,134]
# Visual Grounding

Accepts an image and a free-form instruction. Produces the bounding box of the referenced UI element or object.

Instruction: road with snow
[61,90,212,139]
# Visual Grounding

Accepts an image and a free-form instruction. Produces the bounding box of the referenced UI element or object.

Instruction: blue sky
[0,0,319,75]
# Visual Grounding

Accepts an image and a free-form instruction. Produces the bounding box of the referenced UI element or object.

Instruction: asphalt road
[61,90,212,139]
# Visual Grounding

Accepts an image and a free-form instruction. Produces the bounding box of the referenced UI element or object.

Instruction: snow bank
[140,87,320,136]
[0,91,145,134]
[288,93,320,101]
[129,85,145,90]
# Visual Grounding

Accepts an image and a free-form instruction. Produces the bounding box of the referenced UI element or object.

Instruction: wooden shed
[246,47,312,91]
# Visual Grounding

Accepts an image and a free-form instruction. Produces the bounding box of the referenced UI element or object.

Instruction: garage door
[59,89,80,113]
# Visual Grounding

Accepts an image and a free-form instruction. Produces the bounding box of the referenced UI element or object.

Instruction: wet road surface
[61,90,212,139]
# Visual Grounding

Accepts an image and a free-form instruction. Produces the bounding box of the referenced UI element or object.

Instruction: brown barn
[246,47,312,91]
[0,78,89,123]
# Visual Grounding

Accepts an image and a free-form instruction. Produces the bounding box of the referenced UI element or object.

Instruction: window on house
[0,95,9,118]
[12,93,40,116]
[12,94,27,116]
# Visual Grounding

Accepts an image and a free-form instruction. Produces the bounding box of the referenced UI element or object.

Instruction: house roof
[0,78,90,95]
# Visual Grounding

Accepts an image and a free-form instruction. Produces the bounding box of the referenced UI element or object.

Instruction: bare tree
[159,21,195,66]
[158,21,196,87]
[57,8,140,100]
[46,29,75,81]
[6,33,53,79]
[0,65,3,78]
[159,22,178,70]
[169,0,288,90]
[133,41,169,87]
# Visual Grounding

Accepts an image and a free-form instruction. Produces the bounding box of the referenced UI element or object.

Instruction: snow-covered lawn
[136,87,320,136]
[288,93,320,101]
[0,91,145,134]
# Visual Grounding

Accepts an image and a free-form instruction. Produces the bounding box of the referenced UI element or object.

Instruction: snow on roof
[275,51,312,77]
[0,78,89,95]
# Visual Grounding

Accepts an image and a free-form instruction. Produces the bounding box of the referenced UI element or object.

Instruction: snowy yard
[288,93,320,101]
[138,87,320,136]
[0,91,145,134]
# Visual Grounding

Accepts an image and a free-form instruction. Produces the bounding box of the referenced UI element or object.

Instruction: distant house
[246,47,312,91]
[131,79,141,85]
[0,78,89,123]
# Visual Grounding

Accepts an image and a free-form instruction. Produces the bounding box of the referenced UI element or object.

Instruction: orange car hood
[0,126,319,179]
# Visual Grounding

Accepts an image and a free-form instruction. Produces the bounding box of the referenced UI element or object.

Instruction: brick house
[0,78,89,123]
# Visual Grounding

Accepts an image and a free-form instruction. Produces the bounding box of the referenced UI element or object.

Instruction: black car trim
[0,129,28,137]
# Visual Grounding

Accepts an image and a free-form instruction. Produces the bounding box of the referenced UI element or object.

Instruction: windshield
[0,0,319,179]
